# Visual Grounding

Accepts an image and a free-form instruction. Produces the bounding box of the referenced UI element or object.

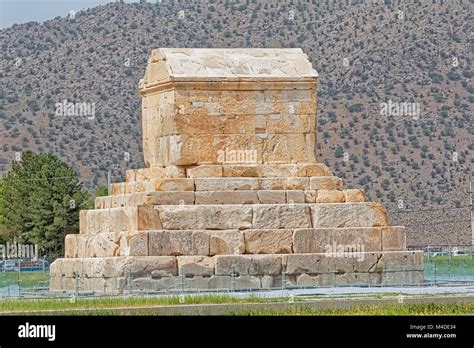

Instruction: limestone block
[208,230,245,255]
[119,232,149,256]
[110,183,126,195]
[126,181,147,194]
[156,205,253,230]
[125,256,178,278]
[261,275,274,288]
[145,192,195,205]
[195,191,259,204]
[286,191,305,203]
[195,178,258,191]
[214,255,251,275]
[378,251,424,272]
[292,228,382,254]
[253,204,312,229]
[50,259,63,277]
[262,134,315,163]
[232,276,261,290]
[65,234,81,258]
[296,273,333,286]
[258,164,298,177]
[254,257,284,277]
[133,276,181,291]
[257,190,287,204]
[126,167,186,182]
[315,190,345,203]
[177,256,215,277]
[59,258,84,278]
[287,177,309,190]
[382,270,424,285]
[215,255,251,276]
[148,230,209,256]
[215,255,282,275]
[222,165,260,177]
[94,196,110,209]
[285,254,334,274]
[265,113,313,134]
[310,203,388,228]
[344,189,366,203]
[303,190,317,203]
[152,178,195,191]
[309,177,343,190]
[301,163,333,177]
[259,178,287,190]
[87,232,120,257]
[187,165,223,178]
[244,229,293,254]
[381,226,406,251]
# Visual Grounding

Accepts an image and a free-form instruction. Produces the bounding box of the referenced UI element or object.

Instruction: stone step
[51,269,424,292]
[50,251,423,292]
[95,188,366,209]
[79,203,388,235]
[110,176,343,195]
[125,163,333,182]
[65,227,406,259]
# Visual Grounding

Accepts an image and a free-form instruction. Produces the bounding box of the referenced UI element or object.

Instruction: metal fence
[0,246,473,299]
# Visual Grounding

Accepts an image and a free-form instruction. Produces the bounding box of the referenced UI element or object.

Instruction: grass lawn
[424,256,474,280]
[0,271,49,288]
[0,294,473,315]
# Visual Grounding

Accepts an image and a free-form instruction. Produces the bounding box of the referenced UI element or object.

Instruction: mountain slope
[0,0,473,246]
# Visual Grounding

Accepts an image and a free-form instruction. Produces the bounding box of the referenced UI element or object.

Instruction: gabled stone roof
[140,48,318,91]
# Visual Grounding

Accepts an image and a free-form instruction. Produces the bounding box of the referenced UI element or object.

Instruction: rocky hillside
[0,0,472,246]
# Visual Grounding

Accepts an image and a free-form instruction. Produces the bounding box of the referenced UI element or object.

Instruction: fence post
[74,276,80,296]
[127,271,132,295]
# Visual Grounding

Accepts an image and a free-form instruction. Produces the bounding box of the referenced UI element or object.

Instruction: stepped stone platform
[50,48,423,293]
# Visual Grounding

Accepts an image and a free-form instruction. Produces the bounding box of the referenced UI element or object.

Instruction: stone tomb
[51,48,423,292]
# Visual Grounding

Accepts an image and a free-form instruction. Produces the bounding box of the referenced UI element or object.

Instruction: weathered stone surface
[156,205,253,230]
[244,229,293,254]
[287,177,309,190]
[152,178,195,192]
[195,178,259,191]
[310,203,388,228]
[148,230,209,256]
[253,204,312,229]
[126,166,186,182]
[286,190,305,203]
[257,190,287,204]
[215,255,251,276]
[309,177,343,190]
[145,192,195,205]
[195,191,259,204]
[259,178,287,190]
[187,165,223,178]
[381,226,406,251]
[315,190,345,203]
[293,228,382,254]
[208,230,245,255]
[343,189,366,202]
[119,232,149,257]
[382,271,424,285]
[285,254,334,274]
[177,256,215,277]
[215,255,282,275]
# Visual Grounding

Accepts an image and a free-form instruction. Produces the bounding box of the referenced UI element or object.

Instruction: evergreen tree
[0,151,89,258]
